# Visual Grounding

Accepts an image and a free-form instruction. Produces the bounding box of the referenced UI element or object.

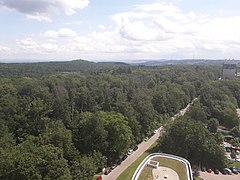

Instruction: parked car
[127,149,133,155]
[220,169,227,175]
[104,168,111,175]
[116,159,122,165]
[122,155,128,161]
[226,148,231,153]
[224,168,232,175]
[214,169,220,174]
[226,154,231,160]
[236,167,240,173]
[230,167,238,174]
[206,169,212,173]
[153,129,158,134]
[133,146,138,151]
[110,164,117,170]
[144,137,149,141]
[201,166,206,172]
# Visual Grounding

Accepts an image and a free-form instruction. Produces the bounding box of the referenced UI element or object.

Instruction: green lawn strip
[227,161,240,168]
[194,177,203,180]
[117,142,158,180]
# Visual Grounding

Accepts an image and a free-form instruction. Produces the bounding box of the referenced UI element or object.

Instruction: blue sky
[0,0,240,62]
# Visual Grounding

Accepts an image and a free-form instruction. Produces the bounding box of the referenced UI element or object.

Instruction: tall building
[222,63,237,79]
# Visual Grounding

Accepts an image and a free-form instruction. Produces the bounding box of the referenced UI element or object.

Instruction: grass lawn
[228,161,240,168]
[116,142,158,180]
[194,177,203,180]
[138,166,153,180]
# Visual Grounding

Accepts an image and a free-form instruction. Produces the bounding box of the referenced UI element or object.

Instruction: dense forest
[0,60,129,77]
[159,76,240,169]
[0,61,239,179]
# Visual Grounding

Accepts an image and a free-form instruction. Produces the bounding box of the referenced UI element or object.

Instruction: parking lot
[200,172,240,180]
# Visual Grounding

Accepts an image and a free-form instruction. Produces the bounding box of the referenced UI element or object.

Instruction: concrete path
[153,167,180,180]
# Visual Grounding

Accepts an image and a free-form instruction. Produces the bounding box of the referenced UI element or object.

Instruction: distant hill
[1,58,239,77]
[0,59,129,77]
[132,59,240,66]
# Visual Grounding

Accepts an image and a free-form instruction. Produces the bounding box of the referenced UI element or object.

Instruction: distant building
[222,63,237,79]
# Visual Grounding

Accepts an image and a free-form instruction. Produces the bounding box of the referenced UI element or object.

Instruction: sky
[1,0,240,62]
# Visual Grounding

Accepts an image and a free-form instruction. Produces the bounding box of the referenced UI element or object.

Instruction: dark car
[226,147,231,152]
[110,164,117,170]
[116,159,122,165]
[230,167,238,174]
[133,146,138,151]
[214,169,220,174]
[201,166,206,172]
[236,167,240,173]
[122,155,128,161]
[220,169,227,175]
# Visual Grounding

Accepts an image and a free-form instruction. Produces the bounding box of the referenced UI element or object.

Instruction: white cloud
[45,30,59,38]
[41,43,59,53]
[16,38,60,54]
[45,28,77,38]
[0,45,10,52]
[17,38,39,49]
[135,2,179,13]
[58,28,77,37]
[5,2,240,60]
[98,25,106,30]
[0,0,89,22]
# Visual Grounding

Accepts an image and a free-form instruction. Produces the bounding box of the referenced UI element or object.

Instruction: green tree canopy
[159,118,226,168]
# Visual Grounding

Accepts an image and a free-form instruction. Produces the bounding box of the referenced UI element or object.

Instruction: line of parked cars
[104,145,138,175]
[103,128,160,176]
[201,166,240,175]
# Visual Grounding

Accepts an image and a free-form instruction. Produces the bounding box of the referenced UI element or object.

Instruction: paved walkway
[153,167,180,180]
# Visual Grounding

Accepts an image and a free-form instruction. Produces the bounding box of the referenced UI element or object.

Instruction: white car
[226,154,231,160]
[127,149,133,155]
[224,168,232,174]
[154,129,158,134]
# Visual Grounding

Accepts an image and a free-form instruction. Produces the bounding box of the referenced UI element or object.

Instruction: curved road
[101,98,197,180]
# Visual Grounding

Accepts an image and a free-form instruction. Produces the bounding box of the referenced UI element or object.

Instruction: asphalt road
[102,127,163,180]
[200,171,240,180]
[101,99,196,180]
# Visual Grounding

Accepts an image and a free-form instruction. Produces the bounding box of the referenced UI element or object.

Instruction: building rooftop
[132,153,193,180]
[223,63,237,69]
